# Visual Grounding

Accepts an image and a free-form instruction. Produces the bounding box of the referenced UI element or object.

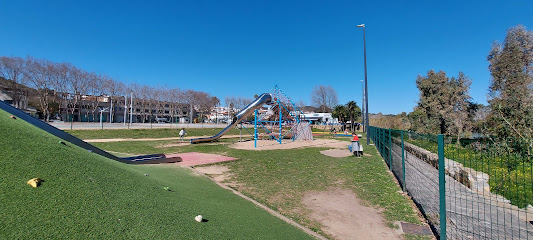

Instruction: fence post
[401,130,405,192]
[389,128,392,168]
[380,128,383,156]
[438,134,446,240]
[379,128,385,156]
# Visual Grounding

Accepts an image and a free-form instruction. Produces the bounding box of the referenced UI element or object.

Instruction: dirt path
[193,165,327,240]
[302,188,402,240]
[194,164,403,240]
[229,139,349,150]
[84,134,246,143]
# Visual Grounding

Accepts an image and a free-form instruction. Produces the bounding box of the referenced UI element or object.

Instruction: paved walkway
[84,135,246,143]
[50,122,252,130]
[390,143,533,239]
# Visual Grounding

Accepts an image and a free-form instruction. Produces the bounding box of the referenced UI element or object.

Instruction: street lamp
[360,80,365,133]
[357,23,369,145]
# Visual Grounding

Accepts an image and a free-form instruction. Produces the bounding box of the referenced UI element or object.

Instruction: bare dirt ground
[194,165,232,182]
[230,139,372,158]
[195,165,403,239]
[319,149,353,158]
[156,142,189,148]
[229,139,349,150]
[85,134,245,143]
[302,188,402,240]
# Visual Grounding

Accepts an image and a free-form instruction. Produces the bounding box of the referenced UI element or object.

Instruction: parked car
[155,117,170,123]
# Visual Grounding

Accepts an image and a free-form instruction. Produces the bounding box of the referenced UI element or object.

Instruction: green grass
[66,127,245,140]
[0,109,313,239]
[80,129,423,238]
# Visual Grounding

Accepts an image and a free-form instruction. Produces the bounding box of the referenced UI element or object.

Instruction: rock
[27,178,43,188]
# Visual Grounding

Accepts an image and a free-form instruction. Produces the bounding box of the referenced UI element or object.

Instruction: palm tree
[332,105,348,131]
[345,101,359,131]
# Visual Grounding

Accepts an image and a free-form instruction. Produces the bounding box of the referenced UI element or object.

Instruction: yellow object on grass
[27,178,42,188]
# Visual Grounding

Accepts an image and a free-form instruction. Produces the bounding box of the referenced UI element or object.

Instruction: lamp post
[360,80,365,133]
[357,24,369,145]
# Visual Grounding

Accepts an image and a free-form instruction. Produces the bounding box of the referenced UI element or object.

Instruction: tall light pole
[360,79,365,133]
[357,24,369,145]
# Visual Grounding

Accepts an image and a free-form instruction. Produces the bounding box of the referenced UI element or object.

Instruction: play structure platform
[0,100,182,164]
[190,86,313,147]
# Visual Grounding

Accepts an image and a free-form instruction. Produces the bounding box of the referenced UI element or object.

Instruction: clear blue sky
[1,1,532,114]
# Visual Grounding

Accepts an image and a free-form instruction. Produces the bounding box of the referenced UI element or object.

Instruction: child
[352,132,359,141]
[179,128,186,141]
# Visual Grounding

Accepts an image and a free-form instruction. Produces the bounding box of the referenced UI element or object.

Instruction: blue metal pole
[278,97,282,144]
[438,134,447,240]
[254,109,258,148]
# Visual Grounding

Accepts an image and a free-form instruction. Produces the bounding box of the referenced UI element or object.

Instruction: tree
[487,25,533,141]
[102,76,121,123]
[0,56,26,108]
[311,85,338,112]
[87,73,105,122]
[65,66,89,123]
[412,70,472,135]
[345,101,361,131]
[49,62,72,121]
[23,57,55,122]
[211,96,220,123]
[332,105,348,130]
[169,88,183,124]
[448,73,473,142]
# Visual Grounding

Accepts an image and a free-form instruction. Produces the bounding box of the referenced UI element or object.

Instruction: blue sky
[1,1,532,114]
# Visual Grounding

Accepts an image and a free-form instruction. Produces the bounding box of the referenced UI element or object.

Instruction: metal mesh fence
[369,126,533,239]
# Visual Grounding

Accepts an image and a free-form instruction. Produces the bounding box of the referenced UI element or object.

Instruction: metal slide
[0,100,181,164]
[190,93,273,144]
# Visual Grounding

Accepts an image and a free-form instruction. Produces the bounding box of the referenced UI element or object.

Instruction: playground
[0,86,432,239]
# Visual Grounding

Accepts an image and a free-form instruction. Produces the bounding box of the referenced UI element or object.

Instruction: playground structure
[191,85,313,147]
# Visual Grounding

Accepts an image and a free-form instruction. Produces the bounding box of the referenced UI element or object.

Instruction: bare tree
[49,62,72,121]
[0,56,26,108]
[169,88,183,124]
[102,76,122,123]
[211,96,220,123]
[311,85,338,112]
[23,57,54,121]
[183,89,197,123]
[65,67,89,123]
[135,84,150,123]
[86,73,105,122]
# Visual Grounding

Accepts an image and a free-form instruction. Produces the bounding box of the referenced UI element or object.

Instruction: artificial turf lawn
[0,109,314,239]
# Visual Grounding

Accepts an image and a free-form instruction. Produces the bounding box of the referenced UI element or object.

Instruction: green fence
[369,126,533,239]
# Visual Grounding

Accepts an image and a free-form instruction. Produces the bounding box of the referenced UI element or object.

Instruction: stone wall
[392,137,490,192]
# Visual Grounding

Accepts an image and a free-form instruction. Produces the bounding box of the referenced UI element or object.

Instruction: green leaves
[487,25,533,141]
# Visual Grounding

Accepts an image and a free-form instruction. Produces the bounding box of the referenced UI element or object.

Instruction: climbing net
[254,85,313,143]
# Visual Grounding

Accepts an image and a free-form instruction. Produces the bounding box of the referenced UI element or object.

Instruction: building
[301,113,337,124]
[59,95,193,123]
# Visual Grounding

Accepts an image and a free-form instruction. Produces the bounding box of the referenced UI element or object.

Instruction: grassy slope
[0,110,313,239]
